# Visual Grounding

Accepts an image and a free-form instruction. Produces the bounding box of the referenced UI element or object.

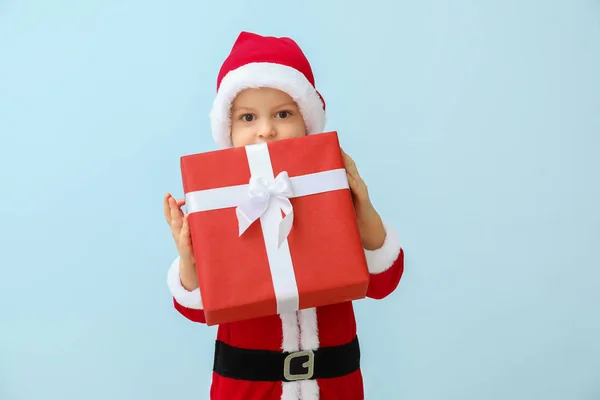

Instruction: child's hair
[208,31,327,149]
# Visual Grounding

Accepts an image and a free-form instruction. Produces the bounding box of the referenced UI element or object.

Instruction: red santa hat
[209,31,327,149]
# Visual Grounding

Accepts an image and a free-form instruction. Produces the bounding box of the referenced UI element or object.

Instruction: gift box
[180,131,370,326]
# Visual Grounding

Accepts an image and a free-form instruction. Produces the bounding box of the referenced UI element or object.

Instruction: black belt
[213,336,360,382]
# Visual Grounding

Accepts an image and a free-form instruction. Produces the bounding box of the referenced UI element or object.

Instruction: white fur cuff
[364,223,402,274]
[166,256,203,309]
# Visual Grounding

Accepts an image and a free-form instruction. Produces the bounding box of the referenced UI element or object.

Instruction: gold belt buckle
[283,350,315,381]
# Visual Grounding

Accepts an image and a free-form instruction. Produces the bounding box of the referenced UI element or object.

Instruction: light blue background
[1,0,599,399]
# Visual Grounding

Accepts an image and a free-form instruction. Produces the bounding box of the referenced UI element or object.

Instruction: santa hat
[209,31,327,149]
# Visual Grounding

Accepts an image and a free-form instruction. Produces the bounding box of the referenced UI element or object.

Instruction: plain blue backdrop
[1,0,599,399]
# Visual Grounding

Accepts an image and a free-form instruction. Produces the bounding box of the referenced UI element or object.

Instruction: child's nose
[256,121,276,139]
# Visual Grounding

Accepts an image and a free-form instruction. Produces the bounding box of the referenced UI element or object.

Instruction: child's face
[230,87,307,147]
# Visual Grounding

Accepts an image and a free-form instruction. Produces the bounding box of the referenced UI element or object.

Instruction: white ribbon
[236,171,294,248]
[184,142,349,314]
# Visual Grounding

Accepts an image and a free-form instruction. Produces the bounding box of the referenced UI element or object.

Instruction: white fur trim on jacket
[279,308,320,399]
[279,311,300,352]
[209,62,326,149]
[364,223,402,274]
[298,308,319,351]
[281,381,300,400]
[281,381,319,400]
[166,256,203,309]
[299,380,320,400]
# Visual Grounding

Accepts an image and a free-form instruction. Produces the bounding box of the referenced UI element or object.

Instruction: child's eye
[276,111,291,119]
[240,114,255,122]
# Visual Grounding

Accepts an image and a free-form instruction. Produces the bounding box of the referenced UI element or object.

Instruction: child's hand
[163,193,199,291]
[341,150,387,251]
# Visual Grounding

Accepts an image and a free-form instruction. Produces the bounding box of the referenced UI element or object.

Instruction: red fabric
[367,249,405,300]
[217,31,316,93]
[172,253,404,400]
[180,132,370,326]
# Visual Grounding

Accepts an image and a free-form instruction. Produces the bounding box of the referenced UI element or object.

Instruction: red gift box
[180,131,370,326]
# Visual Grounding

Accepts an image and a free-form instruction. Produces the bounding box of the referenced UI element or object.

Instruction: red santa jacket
[167,223,404,400]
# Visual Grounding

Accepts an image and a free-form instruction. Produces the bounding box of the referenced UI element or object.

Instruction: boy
[164,31,405,400]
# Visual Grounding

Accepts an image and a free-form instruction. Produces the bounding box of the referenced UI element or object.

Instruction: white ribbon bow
[236,171,294,247]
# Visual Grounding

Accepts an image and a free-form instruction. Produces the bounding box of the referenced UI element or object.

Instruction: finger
[169,197,184,235]
[347,167,368,200]
[341,151,351,170]
[341,149,355,169]
[180,214,192,249]
[347,172,358,193]
[344,153,359,177]
[340,148,350,164]
[179,215,195,262]
[349,157,358,175]
[163,193,172,224]
[175,198,185,207]
[170,199,183,225]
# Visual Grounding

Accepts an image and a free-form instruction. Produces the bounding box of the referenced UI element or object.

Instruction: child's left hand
[342,150,387,250]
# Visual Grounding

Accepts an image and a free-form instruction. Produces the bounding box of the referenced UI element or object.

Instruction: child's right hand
[163,193,199,291]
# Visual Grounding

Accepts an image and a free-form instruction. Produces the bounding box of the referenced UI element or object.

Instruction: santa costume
[167,31,405,400]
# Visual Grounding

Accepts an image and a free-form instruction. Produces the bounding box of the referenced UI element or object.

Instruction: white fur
[299,380,320,400]
[209,62,327,149]
[298,308,319,351]
[278,309,319,360]
[281,381,301,400]
[280,309,321,399]
[166,256,203,309]
[280,311,301,352]
[281,380,319,400]
[364,223,402,274]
